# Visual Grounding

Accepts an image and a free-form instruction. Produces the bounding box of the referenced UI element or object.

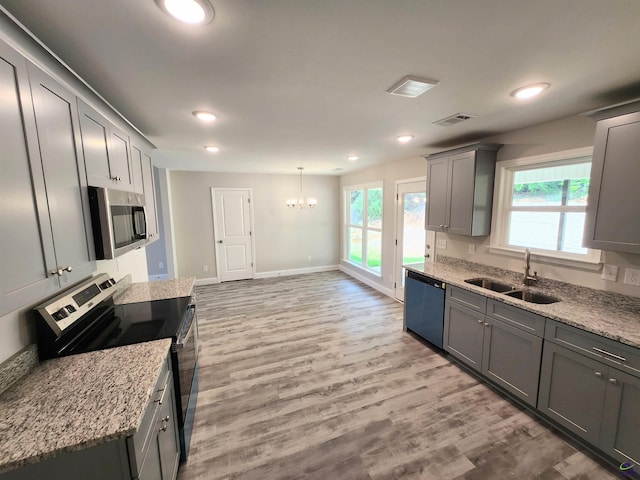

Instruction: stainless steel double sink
[464,277,560,304]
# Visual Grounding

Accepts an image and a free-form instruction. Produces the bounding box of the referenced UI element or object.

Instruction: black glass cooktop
[68,296,192,354]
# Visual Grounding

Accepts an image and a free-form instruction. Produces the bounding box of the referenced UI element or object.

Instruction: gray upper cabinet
[142,151,160,242]
[0,39,60,315]
[131,144,145,194]
[583,101,640,253]
[28,64,96,289]
[78,99,134,191]
[424,144,502,236]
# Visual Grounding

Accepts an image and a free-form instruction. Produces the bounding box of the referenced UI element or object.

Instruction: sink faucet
[523,248,538,286]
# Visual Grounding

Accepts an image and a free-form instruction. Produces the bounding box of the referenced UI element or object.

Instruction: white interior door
[212,188,255,282]
[394,180,435,301]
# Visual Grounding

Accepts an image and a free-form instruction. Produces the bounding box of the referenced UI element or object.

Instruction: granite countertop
[114,277,196,305]
[405,259,640,350]
[0,339,172,474]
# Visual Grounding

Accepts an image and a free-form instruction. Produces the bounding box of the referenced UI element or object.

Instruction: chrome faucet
[523,248,538,286]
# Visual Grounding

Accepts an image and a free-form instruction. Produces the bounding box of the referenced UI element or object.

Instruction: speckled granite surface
[114,277,195,304]
[0,339,171,474]
[405,257,640,349]
[0,345,38,396]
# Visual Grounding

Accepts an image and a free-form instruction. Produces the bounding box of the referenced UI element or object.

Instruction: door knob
[217,240,223,244]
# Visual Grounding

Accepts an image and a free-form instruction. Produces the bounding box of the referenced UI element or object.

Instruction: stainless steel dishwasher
[403,270,445,348]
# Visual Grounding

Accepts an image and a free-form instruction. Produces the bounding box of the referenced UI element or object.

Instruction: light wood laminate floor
[178,271,618,480]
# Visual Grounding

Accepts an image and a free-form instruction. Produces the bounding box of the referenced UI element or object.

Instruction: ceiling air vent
[432,113,476,127]
[387,75,439,98]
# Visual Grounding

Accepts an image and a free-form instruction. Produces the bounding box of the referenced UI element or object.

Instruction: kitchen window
[491,147,601,266]
[344,182,383,275]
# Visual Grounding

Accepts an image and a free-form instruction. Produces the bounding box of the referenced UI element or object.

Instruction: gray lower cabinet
[424,144,502,236]
[583,101,640,254]
[444,287,544,407]
[1,355,180,480]
[539,337,640,465]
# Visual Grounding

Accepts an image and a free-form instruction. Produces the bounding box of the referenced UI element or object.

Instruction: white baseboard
[254,264,340,279]
[339,265,394,298]
[195,276,220,286]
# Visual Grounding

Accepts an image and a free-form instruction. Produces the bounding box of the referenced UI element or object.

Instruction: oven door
[172,303,198,461]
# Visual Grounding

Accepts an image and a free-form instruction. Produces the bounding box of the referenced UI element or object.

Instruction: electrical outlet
[623,268,640,286]
[601,264,618,282]
[159,262,164,269]
[436,239,447,250]
[202,265,208,272]
[468,244,475,255]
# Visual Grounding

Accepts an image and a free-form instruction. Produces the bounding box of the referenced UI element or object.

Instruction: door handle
[217,240,223,244]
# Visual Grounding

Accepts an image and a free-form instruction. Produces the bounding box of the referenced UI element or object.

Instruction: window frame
[490,147,602,269]
[344,181,383,276]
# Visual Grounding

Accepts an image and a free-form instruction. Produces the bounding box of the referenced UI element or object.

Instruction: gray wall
[169,171,340,279]
[340,114,640,297]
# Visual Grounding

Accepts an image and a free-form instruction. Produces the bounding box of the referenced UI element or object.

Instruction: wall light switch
[623,268,640,286]
[202,265,208,272]
[436,239,447,250]
[601,264,618,282]
[468,244,476,255]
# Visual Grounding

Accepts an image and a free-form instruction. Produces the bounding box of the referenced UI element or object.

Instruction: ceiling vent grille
[432,113,476,127]
[387,75,439,98]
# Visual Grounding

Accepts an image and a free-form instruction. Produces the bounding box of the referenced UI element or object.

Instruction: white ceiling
[2,0,640,175]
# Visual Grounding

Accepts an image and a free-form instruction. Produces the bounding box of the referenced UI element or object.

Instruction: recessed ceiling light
[204,146,220,153]
[397,135,414,143]
[346,156,359,161]
[387,75,439,98]
[155,0,215,25]
[193,111,217,122]
[510,83,550,99]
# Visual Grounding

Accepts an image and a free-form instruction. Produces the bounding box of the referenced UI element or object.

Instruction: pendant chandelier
[286,167,317,208]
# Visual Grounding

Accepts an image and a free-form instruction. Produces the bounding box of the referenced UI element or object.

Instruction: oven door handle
[172,307,195,352]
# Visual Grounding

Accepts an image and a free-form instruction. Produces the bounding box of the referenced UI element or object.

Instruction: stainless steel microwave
[88,186,147,259]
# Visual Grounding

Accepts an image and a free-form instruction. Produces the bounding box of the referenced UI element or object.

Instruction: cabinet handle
[484,322,490,327]
[609,378,618,384]
[592,347,626,362]
[51,268,63,276]
[63,266,73,273]
[477,319,483,324]
[160,423,168,432]
[594,371,603,378]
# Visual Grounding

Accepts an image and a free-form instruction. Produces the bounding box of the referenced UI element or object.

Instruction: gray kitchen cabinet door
[425,156,449,231]
[0,40,60,315]
[599,367,640,465]
[583,109,640,253]
[444,300,485,371]
[158,375,180,480]
[77,99,113,189]
[446,151,475,235]
[109,124,134,190]
[482,317,542,407]
[538,342,607,445]
[28,64,95,288]
[131,144,145,194]
[142,152,159,241]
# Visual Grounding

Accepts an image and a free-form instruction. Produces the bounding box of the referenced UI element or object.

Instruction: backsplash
[0,345,38,396]
[437,255,640,315]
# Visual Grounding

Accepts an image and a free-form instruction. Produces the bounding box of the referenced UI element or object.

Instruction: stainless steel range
[34,273,199,463]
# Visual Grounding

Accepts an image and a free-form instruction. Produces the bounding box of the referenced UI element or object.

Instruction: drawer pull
[592,347,626,362]
[594,371,603,378]
[477,319,483,324]
[484,322,490,327]
[609,378,618,385]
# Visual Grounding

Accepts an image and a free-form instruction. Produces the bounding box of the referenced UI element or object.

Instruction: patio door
[394,179,435,301]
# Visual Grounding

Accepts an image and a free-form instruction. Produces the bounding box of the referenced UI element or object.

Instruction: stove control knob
[65,304,77,314]
[52,308,68,321]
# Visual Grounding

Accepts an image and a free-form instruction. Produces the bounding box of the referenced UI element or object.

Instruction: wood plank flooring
[178,271,618,480]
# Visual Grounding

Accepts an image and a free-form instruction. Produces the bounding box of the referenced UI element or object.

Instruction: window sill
[343,260,383,278]
[488,245,602,271]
